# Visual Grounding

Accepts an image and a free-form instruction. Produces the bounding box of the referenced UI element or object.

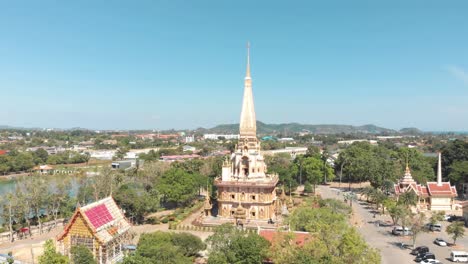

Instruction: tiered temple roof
[394,153,457,199]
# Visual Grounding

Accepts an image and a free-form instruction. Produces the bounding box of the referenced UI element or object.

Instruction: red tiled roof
[420,186,429,196]
[0,150,7,155]
[84,204,114,229]
[451,186,458,196]
[259,230,311,247]
[426,182,456,197]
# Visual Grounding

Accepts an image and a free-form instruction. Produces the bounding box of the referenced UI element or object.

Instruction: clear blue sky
[1,1,467,131]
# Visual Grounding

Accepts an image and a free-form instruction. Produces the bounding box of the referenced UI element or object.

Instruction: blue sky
[1,1,467,131]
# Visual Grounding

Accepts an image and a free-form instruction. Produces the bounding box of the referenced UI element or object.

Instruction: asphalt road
[317,185,468,264]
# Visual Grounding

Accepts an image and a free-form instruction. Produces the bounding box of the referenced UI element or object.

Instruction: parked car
[411,246,429,255]
[420,259,441,264]
[415,252,435,262]
[433,238,447,247]
[448,215,465,222]
[392,226,412,236]
[428,223,442,231]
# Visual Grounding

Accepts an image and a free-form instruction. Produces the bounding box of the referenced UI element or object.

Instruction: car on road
[411,246,429,255]
[433,238,447,247]
[415,252,436,262]
[420,259,441,264]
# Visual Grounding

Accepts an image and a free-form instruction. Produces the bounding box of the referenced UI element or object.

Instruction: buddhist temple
[57,197,132,264]
[394,153,457,211]
[214,43,279,222]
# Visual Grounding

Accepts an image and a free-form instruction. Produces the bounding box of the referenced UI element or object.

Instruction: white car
[434,238,447,246]
[420,259,441,264]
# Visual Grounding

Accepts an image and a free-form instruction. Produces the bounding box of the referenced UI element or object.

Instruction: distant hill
[200,121,398,135]
[399,127,423,135]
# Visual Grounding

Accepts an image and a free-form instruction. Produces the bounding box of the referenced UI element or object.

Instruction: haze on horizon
[1,1,468,131]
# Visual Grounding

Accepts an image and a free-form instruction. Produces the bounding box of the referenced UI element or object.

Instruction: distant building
[262,147,307,158]
[204,134,240,140]
[90,150,116,160]
[26,146,66,155]
[183,145,196,152]
[57,197,132,264]
[160,154,200,162]
[33,165,54,174]
[376,136,403,140]
[111,160,139,170]
[102,140,118,145]
[278,137,294,142]
[0,150,8,155]
[337,139,377,145]
[185,135,195,143]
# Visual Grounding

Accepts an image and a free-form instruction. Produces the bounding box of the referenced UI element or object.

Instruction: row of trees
[335,142,436,190]
[0,156,222,242]
[0,149,90,174]
[75,158,222,224]
[1,176,75,242]
[265,146,335,194]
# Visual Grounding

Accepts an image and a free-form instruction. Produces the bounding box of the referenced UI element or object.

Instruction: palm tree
[446,222,465,245]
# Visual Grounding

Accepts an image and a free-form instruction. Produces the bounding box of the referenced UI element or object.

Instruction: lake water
[0,174,83,201]
[0,174,84,224]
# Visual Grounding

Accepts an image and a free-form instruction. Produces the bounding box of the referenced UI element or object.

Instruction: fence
[0,219,65,243]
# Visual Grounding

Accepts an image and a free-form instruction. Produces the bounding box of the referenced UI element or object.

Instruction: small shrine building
[56,197,132,264]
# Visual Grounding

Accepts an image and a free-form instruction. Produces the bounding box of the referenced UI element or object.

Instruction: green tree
[387,204,405,226]
[398,191,417,208]
[409,212,426,247]
[448,161,468,186]
[123,232,199,264]
[38,240,69,264]
[157,168,198,206]
[113,183,160,224]
[171,232,207,257]
[429,211,445,226]
[33,148,49,164]
[446,221,465,245]
[207,224,270,264]
[302,156,324,193]
[0,193,20,242]
[70,245,96,264]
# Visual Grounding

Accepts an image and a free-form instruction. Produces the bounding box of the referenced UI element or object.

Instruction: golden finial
[405,153,411,175]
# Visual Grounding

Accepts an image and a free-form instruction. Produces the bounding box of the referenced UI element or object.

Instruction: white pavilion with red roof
[394,153,457,211]
[57,197,132,264]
